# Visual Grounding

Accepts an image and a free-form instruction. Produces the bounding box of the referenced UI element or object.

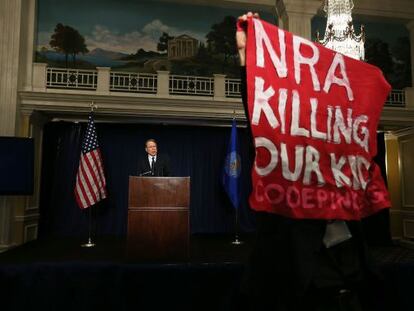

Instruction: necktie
[151,156,155,175]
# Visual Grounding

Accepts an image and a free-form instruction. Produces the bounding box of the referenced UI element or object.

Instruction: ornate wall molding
[19,91,247,125]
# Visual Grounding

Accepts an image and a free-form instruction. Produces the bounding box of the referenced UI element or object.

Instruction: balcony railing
[169,75,214,96]
[226,78,242,98]
[385,89,405,107]
[46,67,97,90]
[34,64,407,107]
[110,71,157,94]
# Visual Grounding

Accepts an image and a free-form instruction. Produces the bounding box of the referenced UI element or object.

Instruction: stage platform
[0,235,413,311]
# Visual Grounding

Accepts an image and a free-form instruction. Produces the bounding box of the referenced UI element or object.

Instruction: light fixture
[316,0,365,61]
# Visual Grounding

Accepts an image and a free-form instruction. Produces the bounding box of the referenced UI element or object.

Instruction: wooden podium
[127,176,190,260]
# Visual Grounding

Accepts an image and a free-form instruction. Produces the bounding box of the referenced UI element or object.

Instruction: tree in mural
[392,36,412,89]
[157,32,174,54]
[206,15,237,65]
[50,23,88,68]
[365,38,393,84]
[196,43,209,62]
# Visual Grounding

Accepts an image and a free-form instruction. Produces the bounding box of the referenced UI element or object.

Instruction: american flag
[74,113,107,209]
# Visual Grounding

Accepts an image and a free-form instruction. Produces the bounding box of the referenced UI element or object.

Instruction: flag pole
[232,207,242,245]
[81,101,97,248]
[81,205,95,248]
[230,110,243,245]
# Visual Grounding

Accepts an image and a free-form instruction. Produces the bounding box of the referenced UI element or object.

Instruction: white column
[157,71,170,97]
[276,0,320,39]
[32,63,47,92]
[282,12,315,39]
[213,74,226,100]
[0,0,22,136]
[404,21,414,108]
[20,0,36,92]
[0,0,38,249]
[96,67,111,94]
[0,0,24,248]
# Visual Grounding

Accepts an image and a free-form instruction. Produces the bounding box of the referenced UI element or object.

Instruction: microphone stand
[140,171,152,176]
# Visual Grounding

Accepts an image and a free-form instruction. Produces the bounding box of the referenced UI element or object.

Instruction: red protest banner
[245,18,391,220]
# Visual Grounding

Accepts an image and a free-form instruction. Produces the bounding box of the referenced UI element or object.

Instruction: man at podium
[138,138,170,176]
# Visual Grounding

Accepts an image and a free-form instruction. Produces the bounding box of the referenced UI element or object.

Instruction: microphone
[139,170,152,176]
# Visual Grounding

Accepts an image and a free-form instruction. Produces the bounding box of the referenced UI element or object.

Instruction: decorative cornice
[352,0,414,20]
[19,90,414,128]
[277,0,322,16]
[146,0,276,14]
[389,126,414,137]
[380,106,414,129]
[19,91,247,125]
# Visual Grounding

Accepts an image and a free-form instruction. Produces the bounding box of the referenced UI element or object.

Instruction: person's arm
[237,12,259,116]
[236,14,247,67]
[236,13,258,145]
[236,12,258,66]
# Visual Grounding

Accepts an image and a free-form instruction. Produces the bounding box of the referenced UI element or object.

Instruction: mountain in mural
[87,48,128,60]
[36,49,128,68]
[121,48,163,61]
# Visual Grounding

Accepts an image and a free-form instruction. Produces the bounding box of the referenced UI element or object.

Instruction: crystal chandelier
[316,0,365,60]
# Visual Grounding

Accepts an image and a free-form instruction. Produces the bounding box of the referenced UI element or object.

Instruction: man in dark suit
[138,139,170,176]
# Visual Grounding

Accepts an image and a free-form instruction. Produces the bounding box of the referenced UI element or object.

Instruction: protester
[236,12,391,311]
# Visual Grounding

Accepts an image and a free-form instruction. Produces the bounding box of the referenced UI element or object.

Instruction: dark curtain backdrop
[38,121,256,238]
[38,122,391,244]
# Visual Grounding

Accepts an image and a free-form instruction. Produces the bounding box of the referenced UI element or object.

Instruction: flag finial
[90,101,98,112]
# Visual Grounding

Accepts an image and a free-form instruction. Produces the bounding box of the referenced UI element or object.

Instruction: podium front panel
[127,176,190,260]
[128,176,189,209]
[127,209,188,260]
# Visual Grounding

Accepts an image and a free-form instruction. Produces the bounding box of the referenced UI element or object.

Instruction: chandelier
[316,0,365,61]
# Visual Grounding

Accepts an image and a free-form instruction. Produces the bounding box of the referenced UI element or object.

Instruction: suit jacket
[137,154,170,177]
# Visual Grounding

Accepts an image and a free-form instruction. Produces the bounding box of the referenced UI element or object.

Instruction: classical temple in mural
[168,35,199,59]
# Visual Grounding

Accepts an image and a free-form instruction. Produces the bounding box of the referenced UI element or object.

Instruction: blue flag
[222,119,241,209]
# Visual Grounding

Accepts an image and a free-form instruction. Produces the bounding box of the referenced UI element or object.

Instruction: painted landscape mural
[36,0,411,87]
[35,0,274,77]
